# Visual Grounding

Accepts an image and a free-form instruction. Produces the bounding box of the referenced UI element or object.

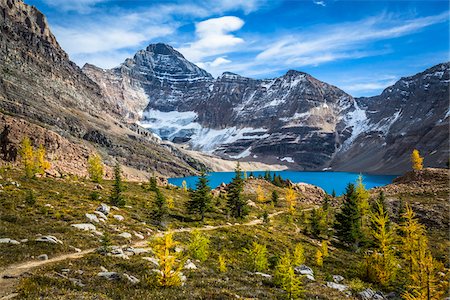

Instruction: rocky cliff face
[0,0,204,178]
[84,42,449,174]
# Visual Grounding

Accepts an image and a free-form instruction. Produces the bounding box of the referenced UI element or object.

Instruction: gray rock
[94,211,108,220]
[100,266,108,272]
[85,213,99,223]
[97,272,120,281]
[142,257,159,266]
[294,265,315,281]
[326,281,349,292]
[0,238,20,245]
[35,235,63,244]
[71,223,96,231]
[118,232,132,239]
[38,254,48,261]
[184,259,197,270]
[358,289,387,300]
[333,274,345,283]
[123,273,140,284]
[96,203,110,216]
[113,214,124,221]
[254,272,272,279]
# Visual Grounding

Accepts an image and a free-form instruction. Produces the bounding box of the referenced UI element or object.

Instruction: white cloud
[313,1,326,7]
[178,16,245,62]
[196,57,232,76]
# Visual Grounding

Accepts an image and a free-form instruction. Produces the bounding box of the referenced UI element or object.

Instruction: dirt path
[0,210,288,299]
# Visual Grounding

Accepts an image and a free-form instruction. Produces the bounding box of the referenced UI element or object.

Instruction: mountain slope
[85,43,449,173]
[0,0,203,178]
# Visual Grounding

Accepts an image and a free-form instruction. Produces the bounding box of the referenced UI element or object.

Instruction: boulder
[35,235,63,244]
[254,272,272,279]
[294,265,315,280]
[326,281,349,292]
[118,232,132,239]
[0,238,20,245]
[71,223,96,231]
[85,213,99,223]
[97,272,120,281]
[113,214,124,221]
[358,289,386,300]
[94,211,108,220]
[123,273,140,284]
[142,257,159,266]
[38,254,48,261]
[96,203,110,216]
[184,259,197,270]
[134,232,144,240]
[333,275,345,283]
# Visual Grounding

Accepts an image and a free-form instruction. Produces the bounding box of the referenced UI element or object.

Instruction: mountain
[84,43,449,174]
[0,0,204,178]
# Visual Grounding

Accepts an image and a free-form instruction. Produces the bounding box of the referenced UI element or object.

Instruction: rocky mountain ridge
[84,43,449,174]
[0,0,205,178]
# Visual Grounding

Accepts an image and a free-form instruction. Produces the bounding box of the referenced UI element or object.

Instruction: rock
[254,272,272,279]
[142,257,159,266]
[326,281,349,292]
[113,214,124,221]
[118,232,132,239]
[20,239,28,243]
[184,259,197,270]
[61,268,70,273]
[179,272,187,286]
[100,266,108,272]
[71,223,96,231]
[85,213,99,223]
[124,247,150,255]
[0,238,20,245]
[294,265,315,281]
[333,275,345,283]
[38,254,48,261]
[95,184,104,190]
[109,247,129,259]
[96,203,110,216]
[134,232,144,240]
[69,278,85,287]
[69,245,81,252]
[94,211,108,220]
[35,235,63,244]
[174,246,183,253]
[123,273,140,284]
[97,272,120,281]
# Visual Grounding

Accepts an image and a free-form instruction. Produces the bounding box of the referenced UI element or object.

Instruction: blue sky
[26,0,449,96]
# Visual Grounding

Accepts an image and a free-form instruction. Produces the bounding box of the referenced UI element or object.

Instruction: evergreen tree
[109,163,125,207]
[249,172,254,178]
[334,183,362,248]
[273,174,283,187]
[153,188,168,224]
[271,190,279,206]
[331,189,336,198]
[355,175,370,235]
[227,163,248,218]
[187,172,212,221]
[87,154,104,183]
[149,176,158,192]
[411,149,424,171]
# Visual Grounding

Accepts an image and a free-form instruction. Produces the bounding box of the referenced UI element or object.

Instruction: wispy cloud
[178,16,245,62]
[313,1,326,7]
[41,0,110,13]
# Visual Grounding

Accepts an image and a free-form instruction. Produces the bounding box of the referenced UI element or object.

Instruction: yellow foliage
[152,232,183,287]
[35,145,51,174]
[218,254,227,273]
[274,250,304,299]
[256,185,265,202]
[285,186,296,214]
[19,138,51,178]
[315,249,323,267]
[321,240,329,258]
[181,180,187,192]
[293,243,305,266]
[167,196,174,209]
[411,149,423,171]
[87,154,104,183]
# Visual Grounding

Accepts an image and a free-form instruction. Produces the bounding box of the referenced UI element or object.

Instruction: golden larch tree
[285,186,296,214]
[411,149,424,171]
[152,232,184,287]
[256,185,265,202]
[87,153,104,183]
[19,137,35,178]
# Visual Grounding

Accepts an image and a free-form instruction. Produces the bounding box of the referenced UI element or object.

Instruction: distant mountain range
[0,0,448,176]
[83,43,449,174]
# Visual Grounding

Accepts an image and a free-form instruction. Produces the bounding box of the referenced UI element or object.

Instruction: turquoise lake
[168,171,398,195]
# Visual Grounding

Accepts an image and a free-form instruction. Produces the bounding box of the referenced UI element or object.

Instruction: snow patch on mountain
[229,146,252,159]
[280,157,295,163]
[342,101,368,149]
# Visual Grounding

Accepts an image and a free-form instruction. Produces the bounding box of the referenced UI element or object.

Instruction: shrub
[188,230,210,262]
[244,242,268,272]
[25,189,36,206]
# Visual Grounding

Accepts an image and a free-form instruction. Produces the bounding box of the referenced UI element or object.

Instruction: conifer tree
[365,200,397,287]
[244,242,268,272]
[256,185,265,202]
[355,175,370,234]
[315,249,323,267]
[227,163,248,218]
[271,190,279,206]
[218,254,227,273]
[19,137,35,178]
[149,176,157,192]
[35,144,51,175]
[187,172,212,221]
[181,180,188,192]
[152,232,183,287]
[285,186,296,215]
[321,240,329,258]
[334,183,362,248]
[87,154,104,183]
[293,243,305,266]
[274,250,304,299]
[153,188,168,224]
[411,149,424,171]
[188,230,210,261]
[109,163,125,207]
[331,189,336,198]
